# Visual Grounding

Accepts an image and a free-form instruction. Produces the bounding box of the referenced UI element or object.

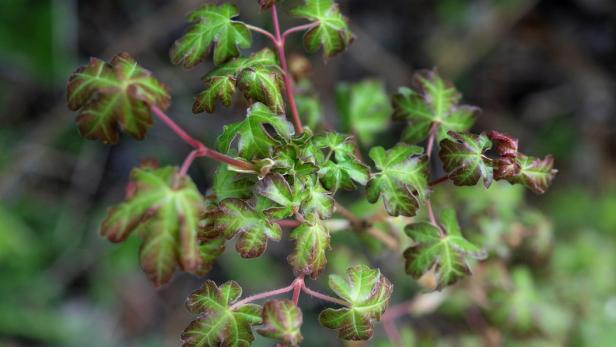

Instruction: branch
[335,201,399,251]
[271,5,304,134]
[302,284,350,307]
[150,105,255,174]
[245,24,277,45]
[230,282,296,309]
[282,22,318,42]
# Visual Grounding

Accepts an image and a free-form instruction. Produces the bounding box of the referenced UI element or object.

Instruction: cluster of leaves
[64,0,559,345]
[181,265,391,346]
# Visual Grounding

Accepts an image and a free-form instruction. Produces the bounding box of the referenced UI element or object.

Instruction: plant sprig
[65,1,557,345]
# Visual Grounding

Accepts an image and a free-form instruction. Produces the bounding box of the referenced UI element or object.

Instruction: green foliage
[439,131,493,187]
[218,102,294,160]
[171,3,252,68]
[257,300,303,346]
[319,265,393,340]
[194,49,285,114]
[182,281,262,347]
[60,2,563,346]
[288,214,330,278]
[209,198,282,258]
[393,70,476,144]
[100,164,209,286]
[336,80,392,145]
[366,144,429,217]
[403,208,486,289]
[291,0,354,58]
[66,53,170,144]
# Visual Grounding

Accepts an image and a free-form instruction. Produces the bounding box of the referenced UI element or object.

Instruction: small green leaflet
[100,165,203,287]
[392,70,476,144]
[403,208,486,290]
[182,280,262,347]
[211,198,282,258]
[193,49,285,114]
[366,144,429,217]
[300,176,334,219]
[218,102,294,160]
[319,265,393,340]
[257,300,303,346]
[288,214,330,279]
[212,165,254,202]
[315,132,369,192]
[336,80,392,145]
[171,3,252,68]
[66,53,170,144]
[256,173,303,219]
[496,154,557,194]
[490,267,539,332]
[439,131,493,188]
[291,0,354,58]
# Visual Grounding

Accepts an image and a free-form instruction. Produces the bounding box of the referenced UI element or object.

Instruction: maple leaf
[291,0,354,58]
[218,103,294,160]
[319,265,393,340]
[193,49,285,114]
[497,154,557,194]
[182,280,262,347]
[487,130,519,157]
[257,173,303,219]
[403,208,486,290]
[66,53,170,144]
[288,214,330,279]
[210,198,282,258]
[170,3,252,68]
[299,176,334,219]
[439,131,493,188]
[393,70,476,144]
[257,300,304,346]
[314,132,369,192]
[336,80,391,145]
[212,164,254,202]
[366,144,429,217]
[100,165,204,287]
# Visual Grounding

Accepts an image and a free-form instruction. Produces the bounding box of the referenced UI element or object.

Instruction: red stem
[230,282,296,309]
[276,219,302,228]
[271,5,304,134]
[301,285,349,307]
[429,175,449,187]
[245,24,277,44]
[291,275,304,305]
[282,22,318,42]
[150,106,255,174]
[382,320,402,346]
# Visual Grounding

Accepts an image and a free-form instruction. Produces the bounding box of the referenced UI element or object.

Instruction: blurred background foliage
[1,0,615,346]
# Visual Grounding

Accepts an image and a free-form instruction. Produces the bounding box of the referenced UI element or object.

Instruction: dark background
[1,0,615,346]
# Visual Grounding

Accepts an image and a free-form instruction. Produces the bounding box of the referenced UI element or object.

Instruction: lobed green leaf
[171,3,252,68]
[182,280,262,347]
[319,264,393,340]
[366,144,429,217]
[288,214,330,279]
[66,53,170,144]
[439,131,493,188]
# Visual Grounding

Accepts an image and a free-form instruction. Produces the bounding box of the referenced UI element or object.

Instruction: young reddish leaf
[211,198,282,258]
[257,300,303,346]
[393,70,476,144]
[319,265,393,340]
[66,53,170,144]
[291,0,354,58]
[318,160,369,192]
[194,49,283,114]
[403,208,486,290]
[288,214,330,279]
[497,154,557,194]
[335,80,391,145]
[487,130,519,157]
[100,166,203,287]
[182,280,262,347]
[212,164,254,202]
[218,103,294,160]
[170,3,252,68]
[493,156,521,180]
[366,144,429,217]
[439,131,493,188]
